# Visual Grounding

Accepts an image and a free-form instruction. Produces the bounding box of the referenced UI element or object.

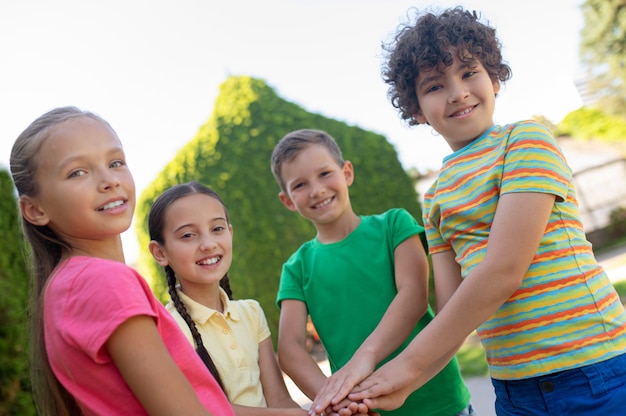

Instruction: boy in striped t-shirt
[335,6,626,416]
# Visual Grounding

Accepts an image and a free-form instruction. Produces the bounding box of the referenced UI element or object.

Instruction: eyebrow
[418,73,443,91]
[56,146,125,173]
[173,217,228,233]
[418,61,478,91]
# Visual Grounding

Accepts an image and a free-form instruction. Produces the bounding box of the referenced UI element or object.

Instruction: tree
[580,0,626,116]
[0,169,35,415]
[555,107,626,143]
[134,75,423,344]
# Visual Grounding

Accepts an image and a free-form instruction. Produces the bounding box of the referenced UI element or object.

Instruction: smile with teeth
[198,256,220,266]
[98,200,125,211]
[313,197,333,209]
[451,106,475,117]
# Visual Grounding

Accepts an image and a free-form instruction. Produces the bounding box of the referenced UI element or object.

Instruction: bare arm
[277,300,330,400]
[350,192,556,410]
[258,337,303,409]
[432,250,462,314]
[309,235,429,415]
[107,315,215,416]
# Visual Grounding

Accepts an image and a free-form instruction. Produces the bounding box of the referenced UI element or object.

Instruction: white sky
[1,0,585,262]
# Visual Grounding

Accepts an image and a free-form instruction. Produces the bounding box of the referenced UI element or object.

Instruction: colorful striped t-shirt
[423,120,626,380]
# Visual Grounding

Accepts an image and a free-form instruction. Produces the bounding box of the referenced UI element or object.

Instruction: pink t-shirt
[44,256,234,416]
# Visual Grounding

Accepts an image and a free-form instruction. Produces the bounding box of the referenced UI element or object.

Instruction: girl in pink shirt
[10,106,235,416]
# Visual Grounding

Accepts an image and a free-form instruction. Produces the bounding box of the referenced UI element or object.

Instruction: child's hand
[347,362,420,411]
[308,357,375,415]
[315,398,379,416]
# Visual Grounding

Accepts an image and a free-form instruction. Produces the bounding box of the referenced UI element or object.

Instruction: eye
[110,160,126,168]
[180,232,194,239]
[463,71,477,79]
[425,84,442,94]
[68,169,86,178]
[213,225,226,233]
[292,182,305,191]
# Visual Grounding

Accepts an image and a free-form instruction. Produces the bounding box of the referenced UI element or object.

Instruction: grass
[456,281,626,379]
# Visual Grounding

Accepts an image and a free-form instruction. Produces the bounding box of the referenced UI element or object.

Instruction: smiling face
[415,52,501,151]
[20,116,135,257]
[278,143,354,230]
[149,193,233,298]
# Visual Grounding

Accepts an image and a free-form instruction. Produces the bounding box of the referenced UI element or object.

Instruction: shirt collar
[175,287,240,323]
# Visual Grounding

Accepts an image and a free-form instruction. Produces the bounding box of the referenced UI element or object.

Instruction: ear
[493,80,501,96]
[343,161,355,186]
[20,195,49,226]
[148,240,169,266]
[278,191,297,212]
[414,110,428,125]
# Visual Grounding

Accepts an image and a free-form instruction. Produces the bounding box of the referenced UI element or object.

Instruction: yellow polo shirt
[166,288,271,406]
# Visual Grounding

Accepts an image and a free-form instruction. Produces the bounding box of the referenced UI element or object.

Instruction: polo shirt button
[230,344,237,350]
[222,328,229,334]
[541,381,554,392]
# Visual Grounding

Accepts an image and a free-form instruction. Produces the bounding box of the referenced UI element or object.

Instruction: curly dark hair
[382,6,512,126]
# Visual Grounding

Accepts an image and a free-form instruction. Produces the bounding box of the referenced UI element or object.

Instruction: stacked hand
[308,357,378,416]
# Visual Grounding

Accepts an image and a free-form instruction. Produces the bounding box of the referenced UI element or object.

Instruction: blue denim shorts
[491,353,626,415]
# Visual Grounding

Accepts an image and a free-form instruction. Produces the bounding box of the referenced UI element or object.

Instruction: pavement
[284,244,626,416]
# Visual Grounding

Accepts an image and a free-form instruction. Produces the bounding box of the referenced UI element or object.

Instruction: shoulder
[505,120,554,141]
[284,239,317,263]
[53,256,141,290]
[370,208,422,230]
[230,299,270,330]
[233,298,264,314]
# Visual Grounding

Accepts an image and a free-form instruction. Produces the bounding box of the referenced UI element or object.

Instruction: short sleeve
[422,184,450,255]
[276,250,308,308]
[245,299,271,343]
[501,121,571,202]
[387,208,424,250]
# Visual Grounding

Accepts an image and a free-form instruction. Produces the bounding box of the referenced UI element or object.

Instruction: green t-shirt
[277,208,471,416]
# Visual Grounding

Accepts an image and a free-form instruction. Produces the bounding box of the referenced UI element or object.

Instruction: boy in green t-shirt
[271,129,473,416]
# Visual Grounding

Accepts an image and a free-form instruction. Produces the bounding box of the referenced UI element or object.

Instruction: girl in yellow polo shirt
[148,181,314,416]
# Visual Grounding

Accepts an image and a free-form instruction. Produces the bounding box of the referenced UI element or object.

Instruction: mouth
[312,196,334,210]
[197,256,221,266]
[449,105,476,118]
[97,199,125,211]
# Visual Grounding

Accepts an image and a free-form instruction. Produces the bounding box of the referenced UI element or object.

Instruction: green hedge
[135,75,424,345]
[0,169,35,414]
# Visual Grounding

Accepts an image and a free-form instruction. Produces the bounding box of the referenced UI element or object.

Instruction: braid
[219,274,233,300]
[165,266,227,394]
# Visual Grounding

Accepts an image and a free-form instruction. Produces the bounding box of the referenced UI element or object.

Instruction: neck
[316,212,361,244]
[180,283,224,313]
[65,235,126,263]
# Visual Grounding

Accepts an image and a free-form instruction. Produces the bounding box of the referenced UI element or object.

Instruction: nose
[200,235,217,251]
[309,180,326,198]
[99,169,121,191]
[448,80,470,103]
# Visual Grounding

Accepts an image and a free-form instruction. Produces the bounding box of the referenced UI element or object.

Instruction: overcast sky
[1,0,585,262]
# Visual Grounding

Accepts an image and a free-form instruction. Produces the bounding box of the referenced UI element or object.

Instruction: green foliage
[0,170,35,415]
[135,75,423,345]
[614,280,626,305]
[580,0,626,116]
[609,206,626,238]
[554,107,626,142]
